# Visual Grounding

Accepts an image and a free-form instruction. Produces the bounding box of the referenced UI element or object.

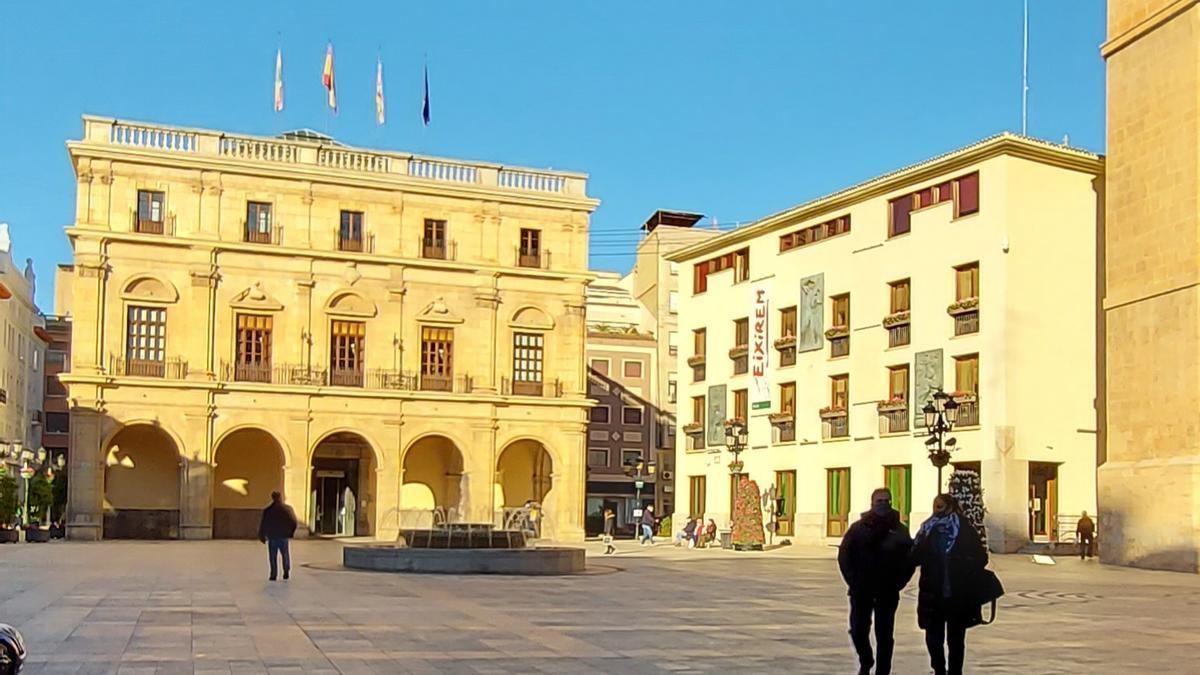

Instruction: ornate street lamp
[724,418,748,471]
[622,455,655,518]
[923,389,959,491]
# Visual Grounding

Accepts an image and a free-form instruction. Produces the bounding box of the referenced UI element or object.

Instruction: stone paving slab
[1,539,1199,673]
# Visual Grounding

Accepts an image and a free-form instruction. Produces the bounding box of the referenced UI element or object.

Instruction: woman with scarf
[912,494,988,675]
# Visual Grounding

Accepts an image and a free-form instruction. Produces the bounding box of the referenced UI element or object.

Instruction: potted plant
[819,406,847,419]
[876,396,907,412]
[824,326,849,340]
[0,472,18,544]
[24,474,53,543]
[686,354,706,367]
[773,334,796,349]
[682,421,704,435]
[946,297,979,315]
[727,460,744,474]
[882,310,910,327]
[950,390,978,402]
[767,412,794,426]
[723,417,747,429]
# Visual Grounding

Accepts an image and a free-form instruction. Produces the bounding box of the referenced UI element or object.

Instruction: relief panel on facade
[798,273,824,352]
[707,384,727,446]
[914,348,944,426]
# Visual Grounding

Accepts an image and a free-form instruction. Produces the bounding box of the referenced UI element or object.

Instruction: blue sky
[0,1,1105,310]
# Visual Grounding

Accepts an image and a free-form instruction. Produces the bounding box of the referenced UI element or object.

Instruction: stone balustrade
[81,116,588,197]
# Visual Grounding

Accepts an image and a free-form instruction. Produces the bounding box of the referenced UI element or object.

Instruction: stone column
[469,420,499,525]
[179,405,214,540]
[375,416,403,541]
[543,422,586,542]
[70,248,108,376]
[561,297,588,396]
[473,275,501,393]
[284,413,312,538]
[65,396,106,540]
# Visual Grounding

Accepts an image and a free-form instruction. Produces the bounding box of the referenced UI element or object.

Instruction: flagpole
[1021,0,1029,135]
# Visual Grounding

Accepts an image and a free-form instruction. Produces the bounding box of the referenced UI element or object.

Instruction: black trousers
[1079,534,1094,559]
[924,618,968,675]
[848,591,899,674]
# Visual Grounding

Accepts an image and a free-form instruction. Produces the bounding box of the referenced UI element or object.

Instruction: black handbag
[976,568,1005,625]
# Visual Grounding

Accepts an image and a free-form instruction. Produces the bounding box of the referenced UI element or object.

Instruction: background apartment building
[0,224,48,460]
[585,272,658,534]
[61,116,597,542]
[670,135,1103,552]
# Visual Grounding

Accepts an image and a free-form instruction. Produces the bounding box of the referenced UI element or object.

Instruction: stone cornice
[665,134,1105,263]
[1101,0,1198,58]
[65,226,598,284]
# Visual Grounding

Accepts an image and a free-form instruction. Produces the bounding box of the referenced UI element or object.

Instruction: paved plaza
[1,539,1198,674]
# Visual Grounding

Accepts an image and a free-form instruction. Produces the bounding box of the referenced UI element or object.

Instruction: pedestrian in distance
[639,504,656,546]
[258,491,298,581]
[912,493,989,675]
[837,487,915,675]
[602,508,617,555]
[1077,511,1096,560]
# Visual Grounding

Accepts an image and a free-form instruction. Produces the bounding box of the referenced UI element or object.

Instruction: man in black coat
[258,491,298,581]
[838,488,915,675]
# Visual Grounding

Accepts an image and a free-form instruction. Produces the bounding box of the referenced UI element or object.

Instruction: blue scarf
[916,512,960,554]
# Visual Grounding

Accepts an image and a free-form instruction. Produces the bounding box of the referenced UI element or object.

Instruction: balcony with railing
[820,408,849,439]
[80,116,591,198]
[219,363,480,394]
[337,233,374,253]
[516,248,551,270]
[826,326,849,358]
[769,410,796,442]
[729,345,749,375]
[419,236,457,261]
[884,311,910,347]
[501,377,564,398]
[948,298,979,336]
[953,394,980,427]
[110,356,189,379]
[877,400,909,434]
[131,209,175,235]
[329,367,365,387]
[244,222,283,245]
[774,335,797,366]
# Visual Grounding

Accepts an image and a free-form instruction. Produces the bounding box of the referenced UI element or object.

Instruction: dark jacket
[683,519,697,536]
[911,517,988,629]
[641,510,657,527]
[838,508,915,596]
[603,513,615,537]
[259,501,298,541]
[1076,515,1095,538]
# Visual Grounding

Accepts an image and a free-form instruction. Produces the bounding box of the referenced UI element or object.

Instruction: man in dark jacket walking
[1076,511,1096,559]
[838,488,915,675]
[258,491,298,581]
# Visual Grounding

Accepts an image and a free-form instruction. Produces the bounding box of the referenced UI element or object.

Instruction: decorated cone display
[731,474,766,550]
[949,469,988,550]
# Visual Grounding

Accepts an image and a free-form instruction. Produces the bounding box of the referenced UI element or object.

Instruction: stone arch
[495,438,555,511]
[309,431,378,537]
[214,423,295,468]
[401,434,466,528]
[121,275,179,304]
[324,289,377,318]
[509,305,555,331]
[103,422,183,539]
[212,427,286,539]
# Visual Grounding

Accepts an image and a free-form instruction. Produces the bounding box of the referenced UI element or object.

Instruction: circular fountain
[342,513,585,575]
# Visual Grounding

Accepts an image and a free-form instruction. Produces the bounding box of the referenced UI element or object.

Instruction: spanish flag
[322,43,337,112]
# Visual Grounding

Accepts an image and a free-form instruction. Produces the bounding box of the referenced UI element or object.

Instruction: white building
[669,136,1103,552]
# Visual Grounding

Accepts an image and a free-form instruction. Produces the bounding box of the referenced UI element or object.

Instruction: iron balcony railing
[501,377,564,398]
[110,356,189,379]
[955,397,980,426]
[243,222,283,245]
[954,311,980,336]
[879,407,909,434]
[419,236,457,261]
[888,324,910,347]
[516,247,551,269]
[130,209,175,235]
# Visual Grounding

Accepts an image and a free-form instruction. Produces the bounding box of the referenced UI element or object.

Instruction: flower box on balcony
[686,354,707,367]
[723,417,747,428]
[882,310,910,328]
[824,326,849,340]
[728,345,749,359]
[768,412,795,426]
[683,422,705,435]
[950,391,978,403]
[773,335,797,349]
[727,461,745,474]
[876,398,907,412]
[947,297,979,316]
[819,406,848,419]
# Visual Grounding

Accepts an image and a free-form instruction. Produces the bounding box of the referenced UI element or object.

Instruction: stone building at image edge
[669,134,1103,552]
[59,116,598,541]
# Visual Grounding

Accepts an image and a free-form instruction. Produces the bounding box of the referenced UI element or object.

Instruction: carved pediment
[230,282,284,312]
[417,296,464,325]
[325,290,377,318]
[121,275,178,303]
[509,305,554,331]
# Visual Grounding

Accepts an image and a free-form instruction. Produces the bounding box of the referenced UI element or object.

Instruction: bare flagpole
[1022,0,1029,135]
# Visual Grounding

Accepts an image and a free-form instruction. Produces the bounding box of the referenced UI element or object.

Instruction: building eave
[665,133,1105,263]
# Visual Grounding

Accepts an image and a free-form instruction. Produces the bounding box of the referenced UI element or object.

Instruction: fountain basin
[343,544,585,575]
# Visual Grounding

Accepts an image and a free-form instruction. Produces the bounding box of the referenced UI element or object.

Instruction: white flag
[273,49,284,112]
